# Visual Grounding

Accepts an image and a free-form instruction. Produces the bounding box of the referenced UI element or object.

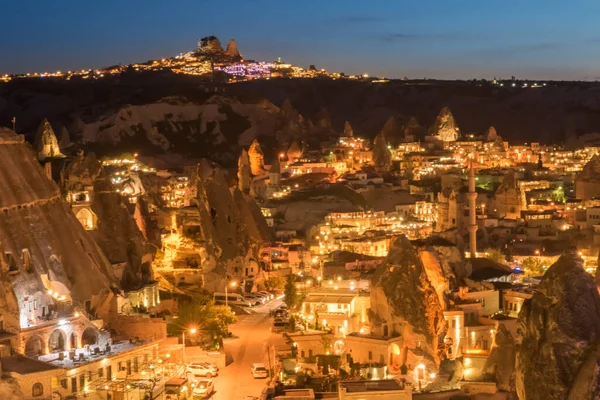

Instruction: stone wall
[110,315,167,342]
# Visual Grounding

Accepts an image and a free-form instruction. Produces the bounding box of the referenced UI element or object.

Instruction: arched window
[32,382,43,397]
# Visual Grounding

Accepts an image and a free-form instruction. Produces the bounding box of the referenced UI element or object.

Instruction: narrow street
[209,299,283,400]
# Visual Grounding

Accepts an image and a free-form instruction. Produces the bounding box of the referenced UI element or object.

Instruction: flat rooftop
[340,379,404,392]
[2,355,61,374]
[39,340,153,369]
[304,294,355,304]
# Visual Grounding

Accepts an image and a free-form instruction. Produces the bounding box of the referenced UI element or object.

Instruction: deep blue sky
[3,0,600,79]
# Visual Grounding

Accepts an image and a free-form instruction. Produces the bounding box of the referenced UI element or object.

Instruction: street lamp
[182,328,197,364]
[225,281,237,307]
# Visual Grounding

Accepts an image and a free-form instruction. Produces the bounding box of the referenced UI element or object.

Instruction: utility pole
[266,342,273,379]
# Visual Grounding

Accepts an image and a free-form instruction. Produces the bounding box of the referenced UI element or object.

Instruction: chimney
[467,156,478,257]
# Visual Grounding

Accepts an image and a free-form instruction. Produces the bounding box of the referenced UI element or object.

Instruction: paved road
[209,298,283,400]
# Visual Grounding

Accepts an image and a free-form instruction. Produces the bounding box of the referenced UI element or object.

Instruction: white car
[251,363,268,379]
[192,380,214,398]
[187,362,218,378]
[258,291,274,300]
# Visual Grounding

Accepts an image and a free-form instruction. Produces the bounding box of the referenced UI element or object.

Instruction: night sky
[3,0,600,80]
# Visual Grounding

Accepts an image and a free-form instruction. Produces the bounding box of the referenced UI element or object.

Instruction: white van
[251,363,268,379]
[213,293,251,307]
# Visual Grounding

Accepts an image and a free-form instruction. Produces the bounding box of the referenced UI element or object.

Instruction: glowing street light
[225,281,238,307]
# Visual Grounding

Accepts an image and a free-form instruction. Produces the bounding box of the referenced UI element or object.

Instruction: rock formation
[370,236,445,368]
[493,172,521,219]
[280,99,299,121]
[315,107,332,131]
[485,126,498,141]
[286,140,303,163]
[493,134,505,151]
[224,39,241,59]
[63,152,151,291]
[516,248,600,400]
[198,36,223,52]
[188,160,269,280]
[58,126,72,150]
[343,121,354,137]
[237,149,251,193]
[576,154,600,199]
[381,116,402,144]
[430,106,460,142]
[248,139,265,175]
[33,118,63,160]
[483,324,516,391]
[372,132,392,172]
[133,201,148,240]
[0,128,117,324]
[403,116,422,141]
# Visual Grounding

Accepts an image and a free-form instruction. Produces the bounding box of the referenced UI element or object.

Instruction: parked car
[271,320,288,333]
[243,295,263,306]
[192,379,214,398]
[251,293,269,303]
[251,363,268,379]
[187,362,218,378]
[274,309,289,319]
[258,291,274,300]
[213,293,252,307]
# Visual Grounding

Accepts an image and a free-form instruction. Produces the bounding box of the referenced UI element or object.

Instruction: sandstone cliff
[370,236,445,367]
[516,249,600,400]
[0,129,117,323]
[63,152,151,291]
[188,160,268,281]
[483,324,516,392]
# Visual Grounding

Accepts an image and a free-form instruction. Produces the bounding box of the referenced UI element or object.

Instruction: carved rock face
[431,106,460,142]
[34,118,63,160]
[188,160,269,278]
[248,139,265,176]
[371,236,445,364]
[516,250,600,400]
[0,128,116,323]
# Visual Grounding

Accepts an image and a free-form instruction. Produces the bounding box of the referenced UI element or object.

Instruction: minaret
[467,156,478,257]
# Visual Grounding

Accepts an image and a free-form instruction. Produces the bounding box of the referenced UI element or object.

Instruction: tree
[484,248,506,264]
[552,186,566,203]
[284,274,298,310]
[167,298,237,349]
[264,276,285,290]
[288,315,296,331]
[320,334,332,354]
[521,257,545,277]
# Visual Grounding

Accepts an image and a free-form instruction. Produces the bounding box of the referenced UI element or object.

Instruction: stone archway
[25,335,45,356]
[48,329,66,353]
[81,327,99,346]
[388,343,401,373]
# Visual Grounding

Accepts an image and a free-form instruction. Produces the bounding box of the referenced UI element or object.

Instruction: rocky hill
[5,75,600,167]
